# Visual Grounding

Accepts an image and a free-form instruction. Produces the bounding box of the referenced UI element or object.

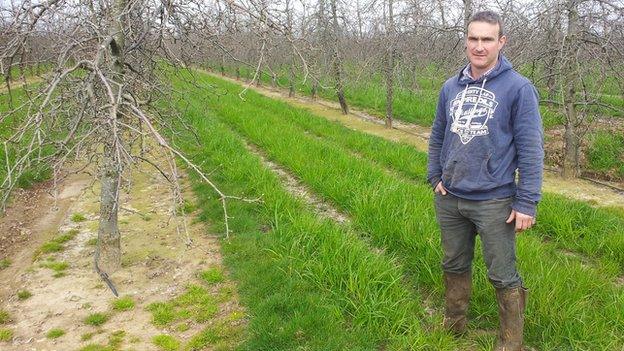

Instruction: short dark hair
[468,11,504,38]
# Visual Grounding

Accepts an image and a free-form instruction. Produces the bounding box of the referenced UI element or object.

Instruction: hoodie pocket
[441,139,499,192]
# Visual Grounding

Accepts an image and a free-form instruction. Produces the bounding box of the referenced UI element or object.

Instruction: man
[426,11,543,351]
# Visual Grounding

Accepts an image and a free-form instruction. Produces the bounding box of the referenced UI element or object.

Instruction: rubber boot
[494,286,528,351]
[443,271,472,334]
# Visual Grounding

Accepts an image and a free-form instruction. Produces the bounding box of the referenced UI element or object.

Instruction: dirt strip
[0,154,246,350]
[242,139,350,225]
[211,72,624,210]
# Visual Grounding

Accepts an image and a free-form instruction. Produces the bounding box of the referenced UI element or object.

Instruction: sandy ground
[0,77,43,93]
[0,157,246,350]
[212,73,624,210]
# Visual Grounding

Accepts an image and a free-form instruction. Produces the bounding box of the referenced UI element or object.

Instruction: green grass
[177,199,197,215]
[185,321,244,351]
[148,284,220,326]
[84,313,108,326]
[182,72,624,350]
[17,290,32,300]
[0,87,54,189]
[0,259,10,270]
[199,267,225,285]
[40,260,69,278]
[111,296,135,311]
[168,69,459,349]
[71,213,87,222]
[34,230,80,258]
[108,330,125,349]
[56,229,80,243]
[0,328,12,342]
[46,328,65,339]
[152,334,180,351]
[587,131,624,178]
[0,310,10,324]
[78,344,107,351]
[37,241,63,254]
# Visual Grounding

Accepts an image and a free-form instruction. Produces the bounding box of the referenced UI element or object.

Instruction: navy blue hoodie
[427,55,544,216]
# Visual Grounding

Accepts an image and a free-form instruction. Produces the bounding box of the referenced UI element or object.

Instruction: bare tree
[561,0,582,178]
[0,0,254,295]
[531,0,624,178]
[384,0,396,128]
[328,0,349,114]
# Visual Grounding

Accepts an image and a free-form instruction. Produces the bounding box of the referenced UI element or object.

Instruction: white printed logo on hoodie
[449,84,499,145]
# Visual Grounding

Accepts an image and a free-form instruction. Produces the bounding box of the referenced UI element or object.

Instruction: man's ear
[499,35,507,48]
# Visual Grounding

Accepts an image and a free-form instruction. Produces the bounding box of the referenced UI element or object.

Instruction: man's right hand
[434,181,447,195]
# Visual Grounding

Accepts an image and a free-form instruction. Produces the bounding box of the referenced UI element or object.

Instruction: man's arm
[427,87,448,189]
[511,83,544,219]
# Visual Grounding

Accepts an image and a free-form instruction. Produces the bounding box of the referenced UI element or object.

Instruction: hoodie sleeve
[511,83,544,217]
[427,86,448,189]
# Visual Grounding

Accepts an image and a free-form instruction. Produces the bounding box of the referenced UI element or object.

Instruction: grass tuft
[0,328,12,342]
[146,302,176,326]
[109,330,125,348]
[0,258,10,270]
[152,334,180,351]
[71,213,87,222]
[17,290,32,300]
[185,321,244,351]
[0,310,10,324]
[40,261,69,277]
[198,267,225,285]
[38,241,63,254]
[78,344,108,351]
[111,296,135,311]
[34,230,80,259]
[84,313,108,326]
[147,284,219,326]
[46,328,65,339]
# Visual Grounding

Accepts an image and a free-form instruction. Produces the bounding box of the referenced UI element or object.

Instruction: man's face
[466,21,506,74]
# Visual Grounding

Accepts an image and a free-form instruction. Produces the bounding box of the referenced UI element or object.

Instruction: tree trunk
[384,0,395,129]
[330,0,348,115]
[236,66,240,81]
[356,0,363,40]
[463,0,472,29]
[562,0,580,178]
[255,71,262,87]
[95,0,126,273]
[288,61,295,97]
[286,0,296,98]
[96,145,121,273]
[311,81,318,99]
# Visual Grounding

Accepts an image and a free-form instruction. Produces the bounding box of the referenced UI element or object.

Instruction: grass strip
[192,72,624,350]
[170,74,458,350]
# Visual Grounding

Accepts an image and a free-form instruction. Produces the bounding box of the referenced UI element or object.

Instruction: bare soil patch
[0,157,246,350]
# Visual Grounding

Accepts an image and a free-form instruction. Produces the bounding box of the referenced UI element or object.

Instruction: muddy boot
[443,271,472,334]
[494,286,528,351]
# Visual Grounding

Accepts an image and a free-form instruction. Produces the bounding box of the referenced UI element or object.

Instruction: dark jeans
[434,192,522,289]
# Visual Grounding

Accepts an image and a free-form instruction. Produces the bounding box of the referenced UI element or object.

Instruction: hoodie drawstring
[454,78,487,128]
